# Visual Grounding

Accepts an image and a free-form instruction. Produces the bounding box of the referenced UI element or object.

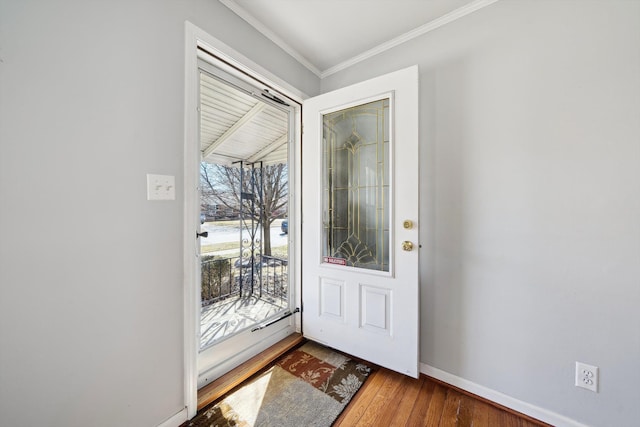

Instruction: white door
[302,66,420,377]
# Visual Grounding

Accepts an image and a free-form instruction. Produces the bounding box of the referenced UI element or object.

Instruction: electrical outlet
[575,362,598,392]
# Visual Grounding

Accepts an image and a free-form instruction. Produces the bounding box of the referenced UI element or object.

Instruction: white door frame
[183,22,305,418]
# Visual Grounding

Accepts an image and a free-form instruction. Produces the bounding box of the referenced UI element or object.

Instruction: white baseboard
[157,407,188,427]
[420,363,587,427]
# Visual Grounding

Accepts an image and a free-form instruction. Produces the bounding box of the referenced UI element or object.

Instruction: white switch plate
[147,174,175,200]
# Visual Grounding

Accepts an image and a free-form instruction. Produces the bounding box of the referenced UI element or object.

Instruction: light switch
[147,174,175,200]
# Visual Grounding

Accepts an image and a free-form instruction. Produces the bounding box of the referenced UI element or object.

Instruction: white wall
[0,1,318,426]
[321,1,640,426]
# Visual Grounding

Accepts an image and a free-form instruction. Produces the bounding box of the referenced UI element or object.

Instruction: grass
[202,243,288,257]
[201,242,240,254]
[270,246,288,258]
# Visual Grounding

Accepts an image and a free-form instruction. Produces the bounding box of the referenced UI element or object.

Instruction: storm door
[196,61,296,388]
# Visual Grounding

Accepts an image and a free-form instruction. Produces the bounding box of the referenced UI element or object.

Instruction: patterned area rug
[188,341,371,427]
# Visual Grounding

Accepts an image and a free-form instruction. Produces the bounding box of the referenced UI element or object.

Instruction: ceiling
[220,0,499,77]
[200,72,289,166]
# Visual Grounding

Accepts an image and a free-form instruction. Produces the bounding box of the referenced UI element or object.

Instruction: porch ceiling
[200,72,289,166]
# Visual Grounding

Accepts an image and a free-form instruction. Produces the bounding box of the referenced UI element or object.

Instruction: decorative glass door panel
[322,98,390,272]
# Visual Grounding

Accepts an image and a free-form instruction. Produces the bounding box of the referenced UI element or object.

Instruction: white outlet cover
[575,361,599,392]
[147,174,176,201]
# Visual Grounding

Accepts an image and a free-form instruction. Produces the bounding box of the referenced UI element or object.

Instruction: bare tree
[201,162,287,256]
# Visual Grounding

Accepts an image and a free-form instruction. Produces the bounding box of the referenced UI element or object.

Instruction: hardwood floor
[334,367,552,427]
[195,336,552,426]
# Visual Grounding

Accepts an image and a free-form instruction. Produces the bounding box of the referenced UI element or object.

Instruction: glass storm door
[302,66,420,377]
[196,61,295,388]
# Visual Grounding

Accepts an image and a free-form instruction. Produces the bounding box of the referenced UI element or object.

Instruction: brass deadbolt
[402,241,414,251]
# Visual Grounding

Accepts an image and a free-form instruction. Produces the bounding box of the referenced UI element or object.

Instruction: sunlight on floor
[223,369,272,425]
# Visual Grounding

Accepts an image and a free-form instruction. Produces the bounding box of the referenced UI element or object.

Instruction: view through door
[196,62,295,387]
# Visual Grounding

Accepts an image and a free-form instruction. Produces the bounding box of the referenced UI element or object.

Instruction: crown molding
[219,0,323,77]
[220,0,501,80]
[321,0,501,78]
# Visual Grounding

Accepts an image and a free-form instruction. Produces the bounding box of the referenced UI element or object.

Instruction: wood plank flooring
[334,367,553,427]
[195,335,553,426]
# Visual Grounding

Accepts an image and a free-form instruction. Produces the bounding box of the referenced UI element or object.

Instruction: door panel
[302,66,419,377]
[322,98,390,272]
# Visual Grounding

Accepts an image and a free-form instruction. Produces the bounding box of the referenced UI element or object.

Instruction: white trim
[218,0,500,78]
[156,407,188,427]
[420,363,588,427]
[183,22,201,420]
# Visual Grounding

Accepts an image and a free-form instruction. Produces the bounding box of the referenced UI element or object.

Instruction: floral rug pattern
[187,341,371,427]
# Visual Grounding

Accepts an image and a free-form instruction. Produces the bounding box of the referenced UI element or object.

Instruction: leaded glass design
[322,98,390,271]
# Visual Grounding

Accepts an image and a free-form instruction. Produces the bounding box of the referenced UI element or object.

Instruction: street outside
[200,219,288,256]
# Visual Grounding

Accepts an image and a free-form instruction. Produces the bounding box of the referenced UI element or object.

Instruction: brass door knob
[402,241,414,251]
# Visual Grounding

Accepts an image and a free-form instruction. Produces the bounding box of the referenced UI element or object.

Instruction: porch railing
[201,254,288,307]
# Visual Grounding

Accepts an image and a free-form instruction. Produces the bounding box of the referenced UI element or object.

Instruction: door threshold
[197,332,305,410]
